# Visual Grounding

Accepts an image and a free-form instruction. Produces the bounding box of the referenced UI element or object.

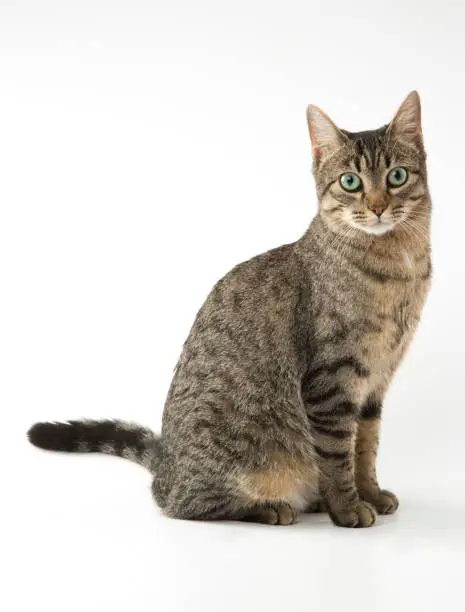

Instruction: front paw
[328,500,377,528]
[360,489,399,515]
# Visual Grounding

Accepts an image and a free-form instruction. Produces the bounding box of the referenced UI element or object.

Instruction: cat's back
[163,242,309,421]
[187,241,306,355]
[208,241,302,314]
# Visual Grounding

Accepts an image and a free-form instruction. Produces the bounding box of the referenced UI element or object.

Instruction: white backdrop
[2,1,464,611]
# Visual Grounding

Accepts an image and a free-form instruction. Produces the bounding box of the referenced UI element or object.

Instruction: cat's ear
[306,105,347,164]
[388,91,423,145]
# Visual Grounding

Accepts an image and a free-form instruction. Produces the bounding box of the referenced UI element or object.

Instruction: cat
[28,91,431,528]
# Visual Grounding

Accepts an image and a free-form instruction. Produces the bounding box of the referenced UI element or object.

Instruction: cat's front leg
[355,397,399,515]
[308,404,376,528]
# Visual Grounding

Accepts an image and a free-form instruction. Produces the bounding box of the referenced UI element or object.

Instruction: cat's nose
[367,200,388,218]
[366,191,388,218]
[372,206,386,218]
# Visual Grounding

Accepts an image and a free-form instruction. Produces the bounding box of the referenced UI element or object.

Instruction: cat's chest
[313,258,429,368]
[353,269,430,372]
[363,286,418,356]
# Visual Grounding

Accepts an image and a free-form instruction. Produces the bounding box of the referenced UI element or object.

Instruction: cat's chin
[358,222,395,236]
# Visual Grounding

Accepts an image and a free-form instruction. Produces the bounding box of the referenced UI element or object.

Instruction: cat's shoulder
[223,242,299,287]
[202,241,303,316]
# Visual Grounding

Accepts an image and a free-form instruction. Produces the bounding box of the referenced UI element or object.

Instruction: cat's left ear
[388,91,423,145]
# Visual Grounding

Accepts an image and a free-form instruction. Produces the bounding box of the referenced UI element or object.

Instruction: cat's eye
[340,173,362,192]
[387,167,408,187]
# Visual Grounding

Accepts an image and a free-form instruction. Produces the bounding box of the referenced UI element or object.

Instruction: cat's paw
[243,502,298,526]
[329,500,377,528]
[260,502,297,525]
[361,489,399,515]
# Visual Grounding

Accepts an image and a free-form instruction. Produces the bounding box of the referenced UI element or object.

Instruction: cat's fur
[28,92,431,527]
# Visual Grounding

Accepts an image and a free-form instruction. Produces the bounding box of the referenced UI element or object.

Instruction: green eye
[387,167,408,187]
[340,173,362,192]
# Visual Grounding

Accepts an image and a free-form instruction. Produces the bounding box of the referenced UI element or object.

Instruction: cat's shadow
[206,497,465,536]
[301,497,465,537]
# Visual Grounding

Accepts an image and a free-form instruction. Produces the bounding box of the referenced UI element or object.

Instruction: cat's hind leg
[156,453,318,525]
[236,454,318,523]
[160,485,298,525]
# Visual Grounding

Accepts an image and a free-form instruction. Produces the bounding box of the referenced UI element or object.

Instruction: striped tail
[27,419,160,472]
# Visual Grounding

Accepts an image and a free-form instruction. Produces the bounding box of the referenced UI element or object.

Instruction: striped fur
[28,420,159,471]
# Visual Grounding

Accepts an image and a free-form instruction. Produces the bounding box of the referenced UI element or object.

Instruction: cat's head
[307,92,428,236]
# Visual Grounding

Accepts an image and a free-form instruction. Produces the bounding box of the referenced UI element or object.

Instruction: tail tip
[27,421,68,451]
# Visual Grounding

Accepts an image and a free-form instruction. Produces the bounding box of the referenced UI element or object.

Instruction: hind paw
[242,502,298,526]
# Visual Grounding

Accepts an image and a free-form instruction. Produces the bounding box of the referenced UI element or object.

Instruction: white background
[2,1,465,611]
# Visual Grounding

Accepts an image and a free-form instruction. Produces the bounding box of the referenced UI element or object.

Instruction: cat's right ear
[306,105,347,165]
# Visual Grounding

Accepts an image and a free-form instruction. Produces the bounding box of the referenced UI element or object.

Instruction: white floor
[6,438,464,612]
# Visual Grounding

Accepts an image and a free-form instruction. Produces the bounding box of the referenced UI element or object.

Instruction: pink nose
[366,191,388,218]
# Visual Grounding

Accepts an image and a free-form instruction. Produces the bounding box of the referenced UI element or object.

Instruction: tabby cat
[28,91,431,528]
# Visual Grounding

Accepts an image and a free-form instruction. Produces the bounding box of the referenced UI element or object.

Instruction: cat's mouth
[361,219,395,236]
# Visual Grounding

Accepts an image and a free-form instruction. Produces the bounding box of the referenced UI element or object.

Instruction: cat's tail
[27,419,160,472]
